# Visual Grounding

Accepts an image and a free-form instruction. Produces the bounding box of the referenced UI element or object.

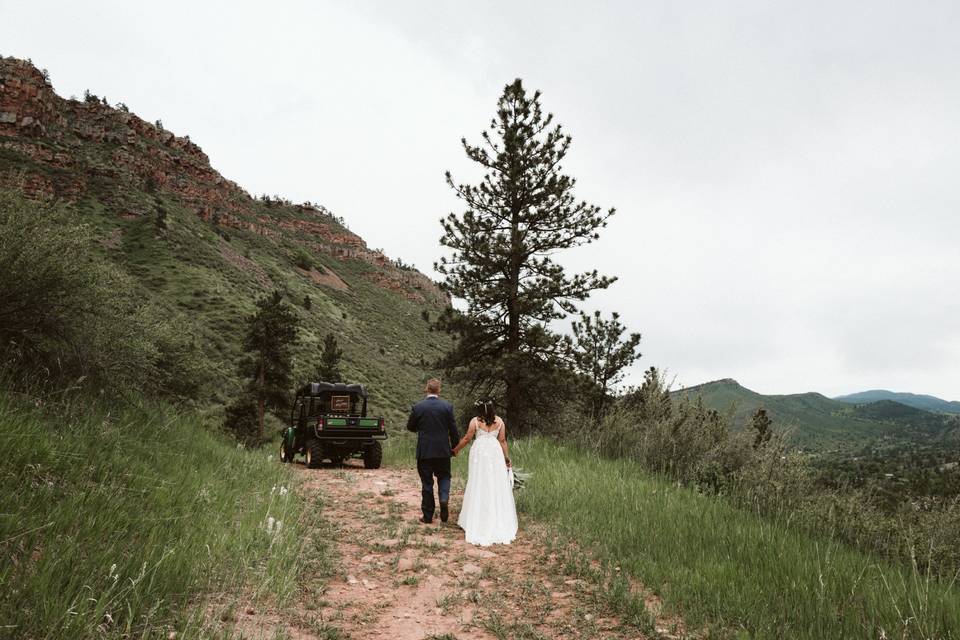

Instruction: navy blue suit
[406,396,459,520]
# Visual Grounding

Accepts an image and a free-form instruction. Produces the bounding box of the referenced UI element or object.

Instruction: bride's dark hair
[474,397,496,426]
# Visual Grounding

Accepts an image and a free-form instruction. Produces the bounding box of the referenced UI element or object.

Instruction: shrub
[223,395,259,445]
[0,188,206,397]
[293,248,314,270]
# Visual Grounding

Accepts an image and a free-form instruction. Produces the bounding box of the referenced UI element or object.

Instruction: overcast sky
[3,0,958,399]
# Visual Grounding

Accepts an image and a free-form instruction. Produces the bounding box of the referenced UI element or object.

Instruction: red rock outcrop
[0,56,448,305]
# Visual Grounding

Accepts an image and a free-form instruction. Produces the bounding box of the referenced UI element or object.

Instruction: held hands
[505,457,512,468]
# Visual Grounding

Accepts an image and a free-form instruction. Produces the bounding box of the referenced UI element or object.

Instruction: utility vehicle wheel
[363,441,383,469]
[305,440,322,469]
[279,439,293,463]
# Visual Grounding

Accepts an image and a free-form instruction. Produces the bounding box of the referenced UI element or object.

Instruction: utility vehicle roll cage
[291,382,369,424]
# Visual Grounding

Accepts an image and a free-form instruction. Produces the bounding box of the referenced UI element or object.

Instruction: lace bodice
[476,426,500,439]
[472,416,503,441]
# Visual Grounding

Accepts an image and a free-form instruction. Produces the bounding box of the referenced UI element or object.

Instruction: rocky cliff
[0,56,445,305]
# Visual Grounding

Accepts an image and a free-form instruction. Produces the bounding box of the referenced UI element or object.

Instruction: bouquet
[508,467,531,490]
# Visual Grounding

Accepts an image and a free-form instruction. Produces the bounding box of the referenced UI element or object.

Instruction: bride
[452,399,518,546]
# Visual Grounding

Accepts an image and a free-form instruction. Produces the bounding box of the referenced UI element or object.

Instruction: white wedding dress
[457,417,518,546]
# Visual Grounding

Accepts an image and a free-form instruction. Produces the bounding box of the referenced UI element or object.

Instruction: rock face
[0,56,447,304]
[0,57,223,204]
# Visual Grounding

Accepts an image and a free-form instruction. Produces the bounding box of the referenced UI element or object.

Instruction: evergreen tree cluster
[224,296,348,445]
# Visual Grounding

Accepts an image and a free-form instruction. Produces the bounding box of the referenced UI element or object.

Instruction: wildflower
[270,485,277,495]
[275,520,282,533]
[279,486,288,497]
[266,516,275,533]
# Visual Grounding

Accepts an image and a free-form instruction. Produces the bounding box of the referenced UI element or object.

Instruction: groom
[406,378,459,524]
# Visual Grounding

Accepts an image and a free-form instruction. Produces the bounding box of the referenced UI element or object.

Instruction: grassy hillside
[82,187,450,424]
[0,56,450,428]
[836,389,960,415]
[677,378,959,450]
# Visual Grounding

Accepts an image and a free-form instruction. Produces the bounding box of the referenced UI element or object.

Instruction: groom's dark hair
[475,397,496,426]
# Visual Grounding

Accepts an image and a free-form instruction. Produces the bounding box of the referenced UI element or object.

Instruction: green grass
[511,438,960,639]
[0,391,333,639]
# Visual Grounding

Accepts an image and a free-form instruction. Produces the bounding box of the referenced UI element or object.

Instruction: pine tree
[436,79,616,431]
[567,311,641,417]
[236,291,299,441]
[315,332,343,382]
[751,408,773,449]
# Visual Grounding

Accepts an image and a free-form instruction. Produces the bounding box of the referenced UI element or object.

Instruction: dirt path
[233,461,682,640]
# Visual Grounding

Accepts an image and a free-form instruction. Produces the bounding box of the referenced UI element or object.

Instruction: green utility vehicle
[280,382,386,469]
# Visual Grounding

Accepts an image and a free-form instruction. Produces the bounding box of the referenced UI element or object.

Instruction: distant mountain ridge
[676,378,960,450]
[834,390,960,415]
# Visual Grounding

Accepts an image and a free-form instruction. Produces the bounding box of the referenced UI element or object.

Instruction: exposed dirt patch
[218,241,273,289]
[296,265,349,291]
[232,462,686,640]
[100,227,122,249]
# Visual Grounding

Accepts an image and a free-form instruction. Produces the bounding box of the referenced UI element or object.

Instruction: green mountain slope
[0,56,449,426]
[835,389,960,415]
[676,378,960,450]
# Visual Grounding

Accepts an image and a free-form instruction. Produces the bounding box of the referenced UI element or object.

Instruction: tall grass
[513,438,960,639]
[0,391,324,639]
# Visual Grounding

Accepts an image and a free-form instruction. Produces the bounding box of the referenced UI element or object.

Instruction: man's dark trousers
[406,395,459,522]
[417,457,451,522]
